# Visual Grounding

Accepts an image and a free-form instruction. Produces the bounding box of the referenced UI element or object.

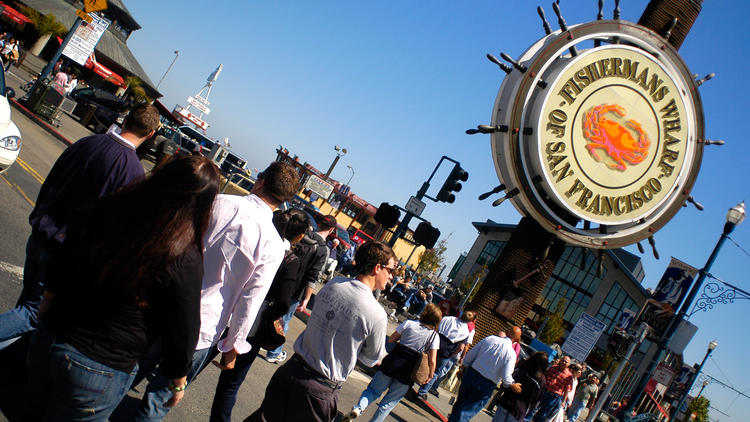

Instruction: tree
[539,298,566,345]
[458,264,488,304]
[124,76,150,103]
[685,396,710,422]
[17,6,67,56]
[416,239,447,275]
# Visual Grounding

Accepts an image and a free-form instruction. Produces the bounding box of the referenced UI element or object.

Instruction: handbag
[249,308,285,350]
[411,329,437,385]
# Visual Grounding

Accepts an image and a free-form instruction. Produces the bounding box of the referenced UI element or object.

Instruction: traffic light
[374,202,401,227]
[436,164,469,203]
[413,222,440,249]
[606,330,631,358]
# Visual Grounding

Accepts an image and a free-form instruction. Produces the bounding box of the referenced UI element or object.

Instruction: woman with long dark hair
[26,155,221,421]
[494,351,550,422]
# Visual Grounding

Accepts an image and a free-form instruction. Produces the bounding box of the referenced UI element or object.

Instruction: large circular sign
[489,20,704,248]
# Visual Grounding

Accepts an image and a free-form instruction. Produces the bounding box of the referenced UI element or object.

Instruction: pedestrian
[342,303,442,422]
[208,209,310,422]
[24,155,221,421]
[493,351,549,422]
[532,356,574,422]
[246,241,395,422]
[0,104,159,350]
[130,160,300,421]
[52,67,68,94]
[417,311,478,399]
[263,214,334,363]
[448,329,523,422]
[64,72,78,95]
[567,374,599,422]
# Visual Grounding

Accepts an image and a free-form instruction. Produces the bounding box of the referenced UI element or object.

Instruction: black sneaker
[418,393,428,400]
[428,389,440,398]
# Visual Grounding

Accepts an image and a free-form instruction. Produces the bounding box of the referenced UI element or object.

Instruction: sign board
[405,196,426,217]
[62,13,109,66]
[304,175,334,200]
[667,364,696,399]
[635,257,698,340]
[615,308,636,332]
[669,319,698,355]
[653,363,675,386]
[561,313,607,362]
[75,9,93,23]
[187,96,211,115]
[173,105,209,130]
[84,0,108,13]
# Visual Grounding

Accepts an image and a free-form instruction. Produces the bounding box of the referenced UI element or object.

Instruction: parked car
[178,125,215,156]
[137,126,192,163]
[70,87,130,133]
[0,66,21,174]
[350,229,374,246]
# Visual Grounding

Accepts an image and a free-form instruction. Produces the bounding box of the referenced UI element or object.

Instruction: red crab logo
[582,104,650,171]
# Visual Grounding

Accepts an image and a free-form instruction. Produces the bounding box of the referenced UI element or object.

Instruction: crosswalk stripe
[0,261,23,281]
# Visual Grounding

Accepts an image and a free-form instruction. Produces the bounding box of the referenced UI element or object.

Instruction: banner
[62,13,110,66]
[635,257,698,340]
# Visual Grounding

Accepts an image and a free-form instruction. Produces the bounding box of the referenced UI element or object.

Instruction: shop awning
[0,2,31,25]
[85,54,127,88]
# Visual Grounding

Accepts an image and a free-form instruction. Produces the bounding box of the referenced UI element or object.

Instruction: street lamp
[696,379,710,399]
[156,50,180,90]
[324,145,347,180]
[622,202,745,418]
[345,165,355,188]
[674,340,717,419]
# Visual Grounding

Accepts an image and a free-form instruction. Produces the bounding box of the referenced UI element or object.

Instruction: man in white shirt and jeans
[247,241,395,422]
[448,328,523,422]
[132,161,300,421]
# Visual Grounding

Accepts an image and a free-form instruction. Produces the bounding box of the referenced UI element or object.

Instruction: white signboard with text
[304,175,334,200]
[62,13,110,66]
[562,313,606,362]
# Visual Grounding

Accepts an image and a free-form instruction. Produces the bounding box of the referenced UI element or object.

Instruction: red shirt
[544,364,573,396]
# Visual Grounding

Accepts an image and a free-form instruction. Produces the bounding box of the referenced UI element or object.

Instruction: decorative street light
[324,145,347,180]
[696,379,710,399]
[674,340,718,419]
[345,165,355,188]
[622,203,745,418]
[156,50,180,90]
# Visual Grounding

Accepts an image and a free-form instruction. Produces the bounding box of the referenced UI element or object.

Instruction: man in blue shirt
[0,104,160,349]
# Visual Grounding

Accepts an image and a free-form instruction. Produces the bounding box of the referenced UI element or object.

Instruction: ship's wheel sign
[473,9,705,249]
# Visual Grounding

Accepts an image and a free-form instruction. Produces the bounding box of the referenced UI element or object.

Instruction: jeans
[0,235,50,347]
[447,367,497,422]
[131,345,218,421]
[532,390,563,422]
[266,300,299,359]
[418,355,457,395]
[209,343,262,422]
[492,405,519,422]
[567,398,588,422]
[353,371,410,422]
[29,335,137,422]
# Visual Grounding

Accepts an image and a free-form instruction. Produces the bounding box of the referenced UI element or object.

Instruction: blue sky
[126,1,750,419]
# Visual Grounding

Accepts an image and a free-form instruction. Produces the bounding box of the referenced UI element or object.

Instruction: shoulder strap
[422,329,437,353]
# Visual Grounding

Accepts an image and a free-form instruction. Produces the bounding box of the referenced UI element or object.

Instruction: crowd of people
[0,101,609,422]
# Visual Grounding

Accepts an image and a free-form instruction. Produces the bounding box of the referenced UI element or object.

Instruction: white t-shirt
[295,277,388,383]
[395,320,440,352]
[438,316,472,343]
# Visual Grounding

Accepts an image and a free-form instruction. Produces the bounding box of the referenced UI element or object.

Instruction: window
[341,203,359,218]
[596,284,638,334]
[476,241,506,266]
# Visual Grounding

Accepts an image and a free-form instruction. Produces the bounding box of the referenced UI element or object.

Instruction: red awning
[85,55,126,88]
[0,2,31,25]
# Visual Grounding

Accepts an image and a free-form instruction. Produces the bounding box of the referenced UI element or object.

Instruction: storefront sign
[304,175,334,200]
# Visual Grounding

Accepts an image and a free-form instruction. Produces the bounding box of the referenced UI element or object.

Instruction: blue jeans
[567,398,587,422]
[493,405,519,422]
[418,355,456,395]
[29,335,137,422]
[533,390,563,422]
[266,299,299,359]
[353,371,410,422]
[0,235,50,348]
[131,345,218,421]
[448,367,497,422]
[209,343,262,422]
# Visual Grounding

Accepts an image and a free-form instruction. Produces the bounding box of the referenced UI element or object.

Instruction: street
[0,71,489,421]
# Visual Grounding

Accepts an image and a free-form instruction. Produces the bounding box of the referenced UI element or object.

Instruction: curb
[407,388,449,422]
[10,98,73,146]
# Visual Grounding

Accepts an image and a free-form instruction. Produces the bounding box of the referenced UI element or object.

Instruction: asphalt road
[0,101,469,421]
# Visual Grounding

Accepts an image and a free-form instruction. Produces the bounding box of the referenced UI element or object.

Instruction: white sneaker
[342,408,361,422]
[265,350,287,364]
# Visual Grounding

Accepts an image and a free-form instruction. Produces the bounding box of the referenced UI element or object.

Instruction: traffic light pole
[387,156,458,248]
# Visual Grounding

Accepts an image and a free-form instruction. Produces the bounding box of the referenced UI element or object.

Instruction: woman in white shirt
[343,304,442,422]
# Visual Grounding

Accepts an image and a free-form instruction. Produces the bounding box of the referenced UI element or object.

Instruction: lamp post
[622,202,745,418]
[345,165,355,188]
[324,145,347,180]
[675,341,717,420]
[156,50,180,90]
[696,379,710,399]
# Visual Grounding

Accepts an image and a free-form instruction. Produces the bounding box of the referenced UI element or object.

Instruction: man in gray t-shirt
[248,241,396,422]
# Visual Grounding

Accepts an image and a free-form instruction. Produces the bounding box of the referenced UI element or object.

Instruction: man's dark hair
[354,241,396,274]
[257,161,299,204]
[272,208,310,242]
[123,103,161,138]
[318,215,336,231]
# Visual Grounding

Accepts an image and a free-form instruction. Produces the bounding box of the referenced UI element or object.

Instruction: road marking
[16,158,45,184]
[0,174,10,187]
[0,261,24,283]
[1,175,35,206]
